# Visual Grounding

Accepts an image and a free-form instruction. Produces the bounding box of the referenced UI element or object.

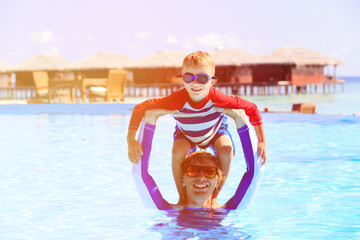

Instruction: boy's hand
[258,141,267,164]
[127,129,143,164]
[128,109,179,164]
[143,109,179,124]
[213,107,249,128]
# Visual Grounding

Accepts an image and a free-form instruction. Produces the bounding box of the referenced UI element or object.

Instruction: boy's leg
[172,138,192,204]
[212,134,234,206]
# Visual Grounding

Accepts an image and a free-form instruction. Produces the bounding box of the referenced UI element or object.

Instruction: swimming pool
[0,105,359,239]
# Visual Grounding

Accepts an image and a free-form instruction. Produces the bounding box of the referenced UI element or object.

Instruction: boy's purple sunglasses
[179,73,217,84]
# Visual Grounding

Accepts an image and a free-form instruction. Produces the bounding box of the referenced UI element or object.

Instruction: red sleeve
[128,89,187,131]
[211,88,263,126]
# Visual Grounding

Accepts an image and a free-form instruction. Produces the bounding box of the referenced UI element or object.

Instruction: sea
[241,76,360,116]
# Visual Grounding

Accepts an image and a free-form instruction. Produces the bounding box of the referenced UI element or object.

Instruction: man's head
[181,151,224,205]
[181,51,217,104]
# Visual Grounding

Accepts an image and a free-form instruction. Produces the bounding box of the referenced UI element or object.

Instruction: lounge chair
[31,71,71,103]
[89,69,127,102]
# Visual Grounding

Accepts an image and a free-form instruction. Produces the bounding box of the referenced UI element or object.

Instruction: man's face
[183,158,218,202]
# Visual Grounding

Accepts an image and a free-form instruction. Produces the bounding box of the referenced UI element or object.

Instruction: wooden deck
[125,80,345,98]
[0,86,36,100]
[0,80,345,102]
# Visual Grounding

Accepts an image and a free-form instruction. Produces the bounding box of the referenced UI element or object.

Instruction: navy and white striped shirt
[171,101,224,147]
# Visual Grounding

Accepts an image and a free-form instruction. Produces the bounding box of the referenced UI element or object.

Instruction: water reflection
[149,208,250,240]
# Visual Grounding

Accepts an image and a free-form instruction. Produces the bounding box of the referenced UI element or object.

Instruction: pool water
[0,106,359,239]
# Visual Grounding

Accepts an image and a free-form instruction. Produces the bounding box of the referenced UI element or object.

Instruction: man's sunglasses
[186,165,218,178]
[179,73,217,84]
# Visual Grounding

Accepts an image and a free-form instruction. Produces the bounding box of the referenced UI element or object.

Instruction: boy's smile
[190,87,202,93]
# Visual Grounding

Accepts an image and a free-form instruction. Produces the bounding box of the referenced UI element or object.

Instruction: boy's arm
[254,124,266,163]
[224,124,265,209]
[127,90,186,163]
[211,88,262,126]
[212,88,266,162]
[128,89,186,131]
[127,129,143,164]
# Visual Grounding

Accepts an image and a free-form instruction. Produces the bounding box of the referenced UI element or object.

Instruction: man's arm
[224,124,265,209]
[131,109,177,210]
[214,108,265,210]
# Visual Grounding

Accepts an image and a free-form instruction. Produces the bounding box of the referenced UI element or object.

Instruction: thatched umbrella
[0,60,12,73]
[130,50,188,68]
[71,53,134,70]
[211,48,259,66]
[258,46,342,66]
[12,54,73,72]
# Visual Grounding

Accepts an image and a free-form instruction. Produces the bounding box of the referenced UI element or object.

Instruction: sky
[0,0,359,76]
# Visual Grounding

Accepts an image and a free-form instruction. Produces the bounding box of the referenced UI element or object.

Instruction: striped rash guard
[129,87,262,147]
[132,122,265,210]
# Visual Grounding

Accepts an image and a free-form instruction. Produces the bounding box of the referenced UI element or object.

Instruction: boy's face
[182,65,216,104]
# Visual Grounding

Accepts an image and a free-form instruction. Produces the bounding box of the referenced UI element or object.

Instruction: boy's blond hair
[182,51,215,75]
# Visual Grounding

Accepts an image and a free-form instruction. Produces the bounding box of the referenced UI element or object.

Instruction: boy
[127,51,266,205]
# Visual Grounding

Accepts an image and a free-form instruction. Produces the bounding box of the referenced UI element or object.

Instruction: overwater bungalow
[12,54,74,87]
[70,53,134,78]
[249,47,343,94]
[0,60,12,87]
[127,50,188,84]
[211,48,258,85]
[125,47,343,97]
[202,47,343,95]
[123,50,189,97]
[0,47,344,101]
